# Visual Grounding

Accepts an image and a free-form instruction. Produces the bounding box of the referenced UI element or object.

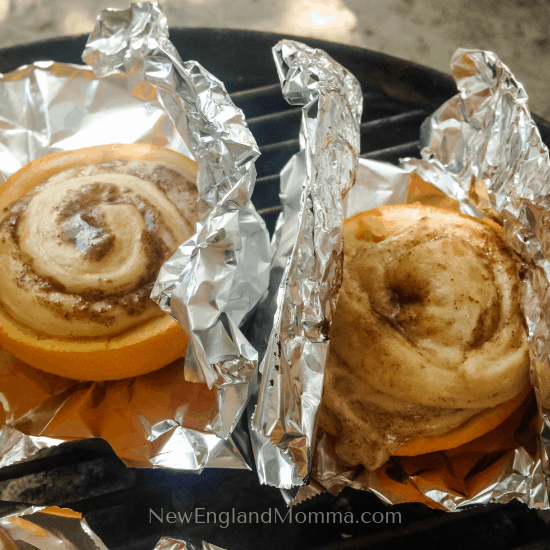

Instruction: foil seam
[250,39,362,489]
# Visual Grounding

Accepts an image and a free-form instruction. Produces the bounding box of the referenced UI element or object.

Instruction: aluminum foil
[250,40,362,489]
[0,505,226,550]
[0,1,269,472]
[83,1,271,438]
[155,538,225,550]
[399,48,550,508]
[281,48,550,510]
[0,505,108,550]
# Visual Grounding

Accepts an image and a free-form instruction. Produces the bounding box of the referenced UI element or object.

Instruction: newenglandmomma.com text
[149,508,401,528]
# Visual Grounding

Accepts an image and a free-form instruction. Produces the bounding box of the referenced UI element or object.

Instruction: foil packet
[250,40,362,488]
[252,46,550,510]
[0,1,269,472]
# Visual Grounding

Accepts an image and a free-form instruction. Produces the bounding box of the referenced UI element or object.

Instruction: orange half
[0,143,197,381]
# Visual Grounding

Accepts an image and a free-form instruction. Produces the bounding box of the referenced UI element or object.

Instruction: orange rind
[394,383,532,456]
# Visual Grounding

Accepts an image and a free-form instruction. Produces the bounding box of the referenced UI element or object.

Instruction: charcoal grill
[0,28,550,550]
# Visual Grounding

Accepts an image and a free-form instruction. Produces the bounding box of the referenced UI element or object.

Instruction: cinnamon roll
[0,143,198,381]
[319,204,531,470]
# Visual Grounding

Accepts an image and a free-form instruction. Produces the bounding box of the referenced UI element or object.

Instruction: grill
[1,28,550,550]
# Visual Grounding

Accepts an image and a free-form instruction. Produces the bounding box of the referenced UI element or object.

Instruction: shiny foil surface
[294,49,550,510]
[0,505,225,550]
[0,505,108,550]
[84,1,271,438]
[250,40,362,488]
[155,538,225,550]
[0,1,269,472]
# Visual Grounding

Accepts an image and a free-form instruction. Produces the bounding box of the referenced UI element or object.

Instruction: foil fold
[0,505,109,550]
[0,504,226,550]
[155,538,226,550]
[84,1,271,440]
[250,40,362,488]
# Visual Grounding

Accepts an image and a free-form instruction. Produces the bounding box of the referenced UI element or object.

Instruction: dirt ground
[1,0,549,119]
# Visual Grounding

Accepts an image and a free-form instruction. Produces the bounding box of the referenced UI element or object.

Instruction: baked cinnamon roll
[319,204,531,470]
[0,143,198,381]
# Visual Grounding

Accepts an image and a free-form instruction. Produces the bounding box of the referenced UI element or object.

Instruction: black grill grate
[0,27,549,550]
[237,85,431,233]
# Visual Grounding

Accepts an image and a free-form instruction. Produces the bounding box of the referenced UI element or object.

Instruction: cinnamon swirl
[0,143,198,381]
[319,204,531,470]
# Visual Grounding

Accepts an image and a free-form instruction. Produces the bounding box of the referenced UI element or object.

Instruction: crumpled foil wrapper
[84,1,271,437]
[0,505,108,550]
[0,504,226,550]
[155,537,225,550]
[286,48,550,510]
[250,40,362,489]
[0,1,269,472]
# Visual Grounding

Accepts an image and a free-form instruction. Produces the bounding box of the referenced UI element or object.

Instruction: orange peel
[394,383,533,456]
